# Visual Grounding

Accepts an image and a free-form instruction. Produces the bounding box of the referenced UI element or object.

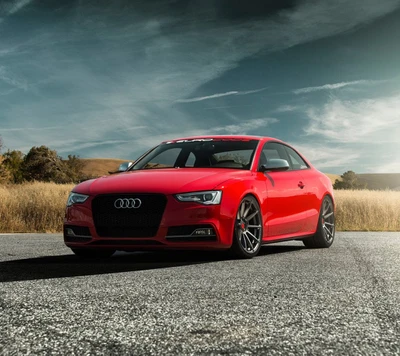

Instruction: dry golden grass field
[0,182,73,233]
[0,182,399,233]
[334,190,400,231]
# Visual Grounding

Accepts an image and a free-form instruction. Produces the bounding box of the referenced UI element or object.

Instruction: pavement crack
[346,239,400,336]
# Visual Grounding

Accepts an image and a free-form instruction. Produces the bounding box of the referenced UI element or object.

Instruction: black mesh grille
[92,194,167,237]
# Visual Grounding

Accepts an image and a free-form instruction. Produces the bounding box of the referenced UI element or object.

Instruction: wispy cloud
[212,118,278,134]
[297,92,400,173]
[1,126,59,132]
[0,66,27,90]
[290,143,360,170]
[304,93,400,143]
[274,105,300,113]
[0,88,17,96]
[1,0,400,160]
[204,104,255,110]
[7,0,32,15]
[126,118,278,152]
[0,0,32,21]
[176,88,268,103]
[293,80,371,94]
[116,125,148,132]
[374,162,400,174]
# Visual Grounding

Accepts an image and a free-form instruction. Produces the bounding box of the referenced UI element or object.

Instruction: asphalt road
[0,233,399,355]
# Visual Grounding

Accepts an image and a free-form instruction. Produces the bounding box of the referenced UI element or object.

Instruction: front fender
[215,176,267,239]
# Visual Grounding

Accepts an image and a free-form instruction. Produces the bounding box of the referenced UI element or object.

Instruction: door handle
[298,181,305,189]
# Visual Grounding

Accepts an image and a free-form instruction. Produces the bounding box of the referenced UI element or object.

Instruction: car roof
[162,135,283,143]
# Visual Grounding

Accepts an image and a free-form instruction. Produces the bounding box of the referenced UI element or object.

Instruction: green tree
[1,142,84,184]
[1,150,25,183]
[64,154,85,182]
[0,136,9,183]
[22,146,70,183]
[333,171,367,190]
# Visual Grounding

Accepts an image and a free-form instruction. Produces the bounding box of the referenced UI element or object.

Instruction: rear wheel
[71,248,116,259]
[230,195,263,259]
[303,196,335,248]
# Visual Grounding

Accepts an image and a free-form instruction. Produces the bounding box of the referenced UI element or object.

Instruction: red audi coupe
[64,136,335,258]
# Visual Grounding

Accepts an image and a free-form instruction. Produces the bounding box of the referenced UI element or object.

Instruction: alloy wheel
[321,198,335,243]
[235,196,262,255]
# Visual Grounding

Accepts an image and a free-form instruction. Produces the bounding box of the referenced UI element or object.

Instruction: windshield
[130,139,259,170]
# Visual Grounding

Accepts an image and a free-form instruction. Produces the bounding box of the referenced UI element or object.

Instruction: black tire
[303,195,335,248]
[71,248,115,259]
[230,195,263,259]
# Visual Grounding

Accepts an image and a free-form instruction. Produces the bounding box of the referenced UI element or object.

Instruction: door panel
[258,142,309,239]
[283,144,320,234]
[260,171,307,238]
[297,169,321,233]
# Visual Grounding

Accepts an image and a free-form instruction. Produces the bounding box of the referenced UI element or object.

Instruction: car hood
[74,168,252,195]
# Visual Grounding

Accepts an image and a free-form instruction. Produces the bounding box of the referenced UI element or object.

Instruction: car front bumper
[64,194,236,251]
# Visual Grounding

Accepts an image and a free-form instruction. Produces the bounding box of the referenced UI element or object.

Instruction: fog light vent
[64,225,91,238]
[192,228,214,236]
[166,225,217,242]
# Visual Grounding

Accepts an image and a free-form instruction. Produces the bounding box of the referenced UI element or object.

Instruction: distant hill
[324,172,400,190]
[81,158,128,178]
[324,173,341,185]
[357,174,400,191]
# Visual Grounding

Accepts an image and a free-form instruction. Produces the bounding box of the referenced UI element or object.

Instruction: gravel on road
[0,232,399,355]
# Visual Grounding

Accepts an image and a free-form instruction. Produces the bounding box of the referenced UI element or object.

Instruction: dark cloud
[21,0,300,22]
[146,0,301,22]
[216,0,299,20]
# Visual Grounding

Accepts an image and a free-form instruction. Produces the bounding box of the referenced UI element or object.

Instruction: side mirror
[109,162,133,174]
[118,162,133,172]
[259,159,289,172]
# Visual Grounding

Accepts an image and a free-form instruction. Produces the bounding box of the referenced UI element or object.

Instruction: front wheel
[303,196,335,248]
[230,195,263,259]
[71,248,116,259]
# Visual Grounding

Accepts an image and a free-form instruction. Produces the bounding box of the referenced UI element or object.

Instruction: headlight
[67,192,89,207]
[175,191,222,205]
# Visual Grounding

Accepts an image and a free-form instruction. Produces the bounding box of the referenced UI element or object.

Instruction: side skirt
[261,234,314,245]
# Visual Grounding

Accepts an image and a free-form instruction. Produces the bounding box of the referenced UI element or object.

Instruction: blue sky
[0,0,400,174]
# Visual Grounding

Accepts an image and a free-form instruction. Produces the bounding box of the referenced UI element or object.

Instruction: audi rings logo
[114,198,142,209]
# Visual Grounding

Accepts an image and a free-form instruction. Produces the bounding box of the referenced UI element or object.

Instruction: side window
[260,142,289,166]
[185,152,196,167]
[285,146,309,170]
